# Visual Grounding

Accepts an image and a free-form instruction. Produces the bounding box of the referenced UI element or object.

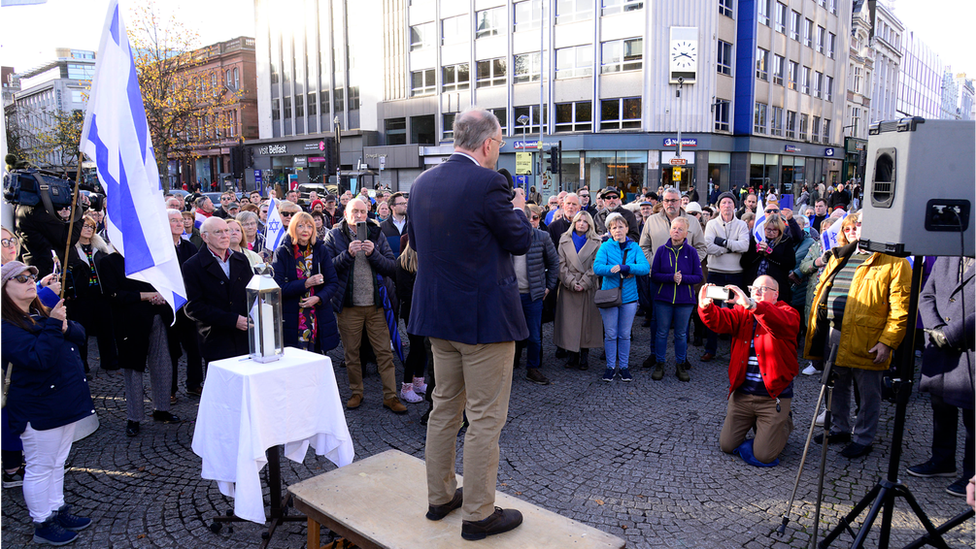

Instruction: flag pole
[59,151,85,299]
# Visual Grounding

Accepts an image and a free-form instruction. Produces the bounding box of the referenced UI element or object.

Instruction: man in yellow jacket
[804,211,911,458]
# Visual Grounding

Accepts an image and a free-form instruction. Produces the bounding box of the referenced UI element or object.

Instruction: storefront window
[707,152,731,191]
[584,150,646,199]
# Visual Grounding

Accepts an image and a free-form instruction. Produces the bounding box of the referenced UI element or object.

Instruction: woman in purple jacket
[651,217,704,382]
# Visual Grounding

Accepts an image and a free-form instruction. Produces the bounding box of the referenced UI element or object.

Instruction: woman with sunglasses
[1,261,94,545]
[1,228,65,494]
[741,213,796,306]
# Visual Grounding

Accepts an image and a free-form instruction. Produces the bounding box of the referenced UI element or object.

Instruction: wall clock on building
[669,27,698,84]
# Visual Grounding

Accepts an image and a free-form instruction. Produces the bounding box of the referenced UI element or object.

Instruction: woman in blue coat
[593,213,650,382]
[650,216,704,382]
[272,212,340,353]
[1,262,94,545]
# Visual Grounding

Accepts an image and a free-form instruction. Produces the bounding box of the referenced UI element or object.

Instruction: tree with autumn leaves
[127,1,241,191]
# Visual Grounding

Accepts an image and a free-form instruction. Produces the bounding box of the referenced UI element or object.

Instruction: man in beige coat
[638,187,707,368]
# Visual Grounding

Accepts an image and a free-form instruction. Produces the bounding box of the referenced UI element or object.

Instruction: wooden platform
[288,450,626,549]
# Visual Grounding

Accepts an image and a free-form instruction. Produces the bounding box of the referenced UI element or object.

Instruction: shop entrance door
[664,166,694,193]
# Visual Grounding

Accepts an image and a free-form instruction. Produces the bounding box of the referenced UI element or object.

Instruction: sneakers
[55,505,92,531]
[525,368,550,385]
[601,368,615,382]
[383,397,408,414]
[32,517,78,546]
[461,507,523,541]
[619,369,633,382]
[946,477,969,497]
[400,383,423,403]
[815,408,826,427]
[802,363,818,376]
[675,362,690,382]
[2,466,24,488]
[412,377,428,395]
[907,460,956,478]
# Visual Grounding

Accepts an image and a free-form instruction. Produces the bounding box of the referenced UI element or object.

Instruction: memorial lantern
[246,264,284,363]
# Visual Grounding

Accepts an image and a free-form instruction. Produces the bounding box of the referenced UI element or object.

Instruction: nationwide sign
[824,148,835,157]
[514,140,544,150]
[785,145,801,153]
[663,138,698,147]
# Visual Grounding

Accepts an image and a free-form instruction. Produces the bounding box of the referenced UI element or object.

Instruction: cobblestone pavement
[3,318,974,548]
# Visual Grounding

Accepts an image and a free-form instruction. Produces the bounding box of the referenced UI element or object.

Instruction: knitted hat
[715,192,737,208]
[310,199,325,210]
[1,261,38,287]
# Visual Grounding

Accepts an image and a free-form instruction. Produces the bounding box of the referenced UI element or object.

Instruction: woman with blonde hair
[553,211,604,370]
[271,212,340,352]
[395,240,428,404]
[741,213,796,305]
[225,218,263,268]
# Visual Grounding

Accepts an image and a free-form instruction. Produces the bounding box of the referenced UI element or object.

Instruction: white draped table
[192,347,355,524]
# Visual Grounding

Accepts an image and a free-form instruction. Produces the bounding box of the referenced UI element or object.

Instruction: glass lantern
[246,264,284,363]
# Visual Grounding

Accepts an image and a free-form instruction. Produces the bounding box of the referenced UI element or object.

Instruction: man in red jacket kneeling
[699,276,800,465]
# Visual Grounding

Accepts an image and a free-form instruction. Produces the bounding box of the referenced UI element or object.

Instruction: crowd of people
[1,110,972,542]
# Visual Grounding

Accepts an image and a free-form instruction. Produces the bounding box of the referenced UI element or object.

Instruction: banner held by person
[752,195,767,243]
[80,0,187,316]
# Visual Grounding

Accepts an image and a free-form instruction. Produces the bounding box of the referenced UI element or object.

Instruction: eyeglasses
[490,137,505,148]
[1,238,19,247]
[579,193,589,197]
[12,273,36,284]
[531,215,540,220]
[748,285,778,294]
[280,211,297,217]
[241,222,258,227]
[393,202,407,207]
[662,199,679,204]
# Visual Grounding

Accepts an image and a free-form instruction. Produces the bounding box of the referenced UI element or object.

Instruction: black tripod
[817,259,974,548]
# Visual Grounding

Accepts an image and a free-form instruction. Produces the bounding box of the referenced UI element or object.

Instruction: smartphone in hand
[356,221,367,241]
[705,285,732,301]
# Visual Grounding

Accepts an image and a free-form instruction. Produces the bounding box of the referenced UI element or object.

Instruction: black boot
[578,349,589,371]
[564,351,578,369]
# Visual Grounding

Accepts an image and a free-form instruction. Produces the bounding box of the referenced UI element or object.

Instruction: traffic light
[324,139,337,175]
[550,146,561,174]
[230,145,244,178]
[542,150,552,173]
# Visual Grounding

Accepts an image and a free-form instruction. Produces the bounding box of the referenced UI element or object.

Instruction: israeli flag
[753,195,767,243]
[263,197,287,252]
[80,0,187,316]
[821,210,848,252]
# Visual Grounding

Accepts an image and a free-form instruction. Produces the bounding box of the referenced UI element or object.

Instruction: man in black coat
[546,192,580,247]
[909,256,975,497]
[324,198,405,414]
[827,182,851,211]
[182,217,251,363]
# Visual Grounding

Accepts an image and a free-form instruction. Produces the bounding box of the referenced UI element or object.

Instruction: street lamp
[517,114,530,188]
[333,116,341,191]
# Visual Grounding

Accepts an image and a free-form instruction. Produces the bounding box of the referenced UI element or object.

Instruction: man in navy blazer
[408,107,532,541]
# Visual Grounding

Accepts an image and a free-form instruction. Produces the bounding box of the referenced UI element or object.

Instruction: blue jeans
[520,293,544,369]
[704,271,744,354]
[654,302,694,363]
[599,301,639,370]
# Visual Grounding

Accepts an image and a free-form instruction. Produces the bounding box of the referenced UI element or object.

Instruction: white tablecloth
[191,347,355,524]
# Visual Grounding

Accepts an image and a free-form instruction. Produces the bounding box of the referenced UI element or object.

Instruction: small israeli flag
[821,210,848,251]
[264,197,287,253]
[753,195,766,243]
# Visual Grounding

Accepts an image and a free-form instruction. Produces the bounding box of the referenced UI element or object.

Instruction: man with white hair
[323,198,405,415]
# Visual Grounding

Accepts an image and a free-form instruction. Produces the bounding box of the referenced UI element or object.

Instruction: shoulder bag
[594,248,628,309]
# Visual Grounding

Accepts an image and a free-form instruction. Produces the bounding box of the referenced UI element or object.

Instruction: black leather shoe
[125,421,140,437]
[526,368,550,385]
[461,507,523,541]
[426,488,463,521]
[152,411,182,424]
[813,431,851,445]
[840,442,873,459]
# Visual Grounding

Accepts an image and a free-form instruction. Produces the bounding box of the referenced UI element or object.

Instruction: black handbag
[594,248,627,309]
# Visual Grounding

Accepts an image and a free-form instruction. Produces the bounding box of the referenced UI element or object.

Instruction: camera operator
[14,185,87,279]
[699,276,800,465]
